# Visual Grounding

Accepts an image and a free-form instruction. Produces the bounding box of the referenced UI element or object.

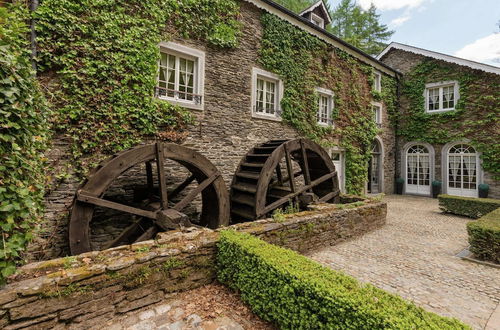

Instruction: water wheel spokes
[230,138,340,222]
[69,142,229,255]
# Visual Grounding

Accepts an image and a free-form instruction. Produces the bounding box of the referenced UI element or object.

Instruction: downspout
[29,0,39,72]
[394,72,402,186]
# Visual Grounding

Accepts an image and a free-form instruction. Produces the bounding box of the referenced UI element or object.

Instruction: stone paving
[309,194,500,330]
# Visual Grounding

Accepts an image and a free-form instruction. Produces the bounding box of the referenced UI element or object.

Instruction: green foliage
[35,0,241,173]
[399,59,500,178]
[467,208,500,263]
[272,202,300,222]
[330,0,393,55]
[438,194,500,219]
[217,230,469,329]
[0,3,49,284]
[259,13,395,194]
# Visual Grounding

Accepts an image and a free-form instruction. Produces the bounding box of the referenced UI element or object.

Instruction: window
[372,102,382,128]
[251,68,283,120]
[310,13,325,29]
[316,87,334,126]
[425,81,459,113]
[373,71,381,92]
[156,42,205,110]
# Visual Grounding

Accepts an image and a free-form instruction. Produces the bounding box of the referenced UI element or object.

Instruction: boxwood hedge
[438,194,500,219]
[217,230,469,329]
[467,208,500,263]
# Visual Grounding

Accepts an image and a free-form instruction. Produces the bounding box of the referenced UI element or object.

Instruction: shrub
[467,208,500,263]
[217,230,469,329]
[438,194,500,219]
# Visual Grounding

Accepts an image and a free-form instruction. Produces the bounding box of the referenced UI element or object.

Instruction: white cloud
[455,33,500,66]
[356,0,426,11]
[390,14,411,27]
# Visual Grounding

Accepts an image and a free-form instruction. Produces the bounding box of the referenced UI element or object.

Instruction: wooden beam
[284,144,296,193]
[259,171,337,216]
[173,172,220,212]
[77,192,157,219]
[300,140,312,188]
[169,174,196,201]
[155,142,168,208]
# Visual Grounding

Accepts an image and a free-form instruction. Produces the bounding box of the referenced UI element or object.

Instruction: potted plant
[431,180,442,198]
[478,183,489,198]
[395,178,404,195]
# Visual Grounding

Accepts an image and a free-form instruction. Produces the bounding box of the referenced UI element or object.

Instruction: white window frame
[373,71,382,92]
[157,42,205,111]
[371,102,382,128]
[251,68,283,121]
[424,81,459,113]
[315,87,334,127]
[310,13,325,29]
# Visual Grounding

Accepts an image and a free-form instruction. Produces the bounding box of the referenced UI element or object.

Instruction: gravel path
[308,194,500,330]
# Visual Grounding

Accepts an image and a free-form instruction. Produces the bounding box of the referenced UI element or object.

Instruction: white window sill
[252,112,282,122]
[157,97,204,111]
[425,108,455,114]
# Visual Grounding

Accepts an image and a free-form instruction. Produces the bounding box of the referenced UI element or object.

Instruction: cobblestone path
[309,194,500,330]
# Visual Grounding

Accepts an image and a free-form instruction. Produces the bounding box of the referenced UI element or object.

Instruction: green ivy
[0,4,49,284]
[398,59,500,178]
[35,0,241,173]
[259,14,397,194]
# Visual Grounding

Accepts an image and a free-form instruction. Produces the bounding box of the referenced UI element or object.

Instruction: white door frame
[329,147,346,193]
[442,141,481,197]
[401,142,434,196]
[368,136,384,194]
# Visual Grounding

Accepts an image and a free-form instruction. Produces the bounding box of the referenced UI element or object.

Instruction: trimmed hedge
[467,208,500,263]
[217,230,469,329]
[438,194,500,219]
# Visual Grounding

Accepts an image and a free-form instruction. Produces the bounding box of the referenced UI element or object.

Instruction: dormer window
[310,13,325,29]
[299,1,332,30]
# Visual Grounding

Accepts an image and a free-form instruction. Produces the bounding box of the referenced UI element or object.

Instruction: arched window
[447,143,478,197]
[406,145,431,195]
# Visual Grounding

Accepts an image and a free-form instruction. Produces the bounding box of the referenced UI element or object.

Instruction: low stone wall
[0,200,386,329]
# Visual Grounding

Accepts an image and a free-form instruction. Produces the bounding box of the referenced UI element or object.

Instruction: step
[231,207,255,221]
[235,171,260,180]
[231,194,255,207]
[241,162,265,169]
[232,183,257,194]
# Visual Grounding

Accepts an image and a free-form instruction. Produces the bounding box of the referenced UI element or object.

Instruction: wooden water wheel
[69,142,229,255]
[230,139,340,222]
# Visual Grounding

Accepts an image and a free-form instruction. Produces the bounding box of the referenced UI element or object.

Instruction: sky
[330,0,500,67]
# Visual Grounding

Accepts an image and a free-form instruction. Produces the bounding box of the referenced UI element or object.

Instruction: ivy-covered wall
[3,0,397,266]
[0,4,49,283]
[258,13,397,194]
[381,49,500,197]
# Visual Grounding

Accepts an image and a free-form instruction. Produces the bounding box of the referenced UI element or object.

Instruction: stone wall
[29,0,397,261]
[381,49,499,199]
[1,200,386,329]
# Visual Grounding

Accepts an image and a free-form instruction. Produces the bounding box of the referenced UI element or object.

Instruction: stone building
[378,42,500,199]
[31,0,499,260]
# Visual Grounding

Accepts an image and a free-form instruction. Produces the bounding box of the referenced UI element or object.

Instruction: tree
[276,0,394,56]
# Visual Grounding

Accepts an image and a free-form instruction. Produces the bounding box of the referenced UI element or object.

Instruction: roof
[377,42,500,75]
[299,0,332,25]
[243,0,398,77]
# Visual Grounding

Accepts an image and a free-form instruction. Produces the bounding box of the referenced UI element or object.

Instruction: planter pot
[431,182,441,198]
[479,184,489,198]
[395,179,404,195]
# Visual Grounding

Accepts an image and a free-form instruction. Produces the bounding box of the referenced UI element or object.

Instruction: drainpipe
[394,73,402,185]
[29,0,39,72]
